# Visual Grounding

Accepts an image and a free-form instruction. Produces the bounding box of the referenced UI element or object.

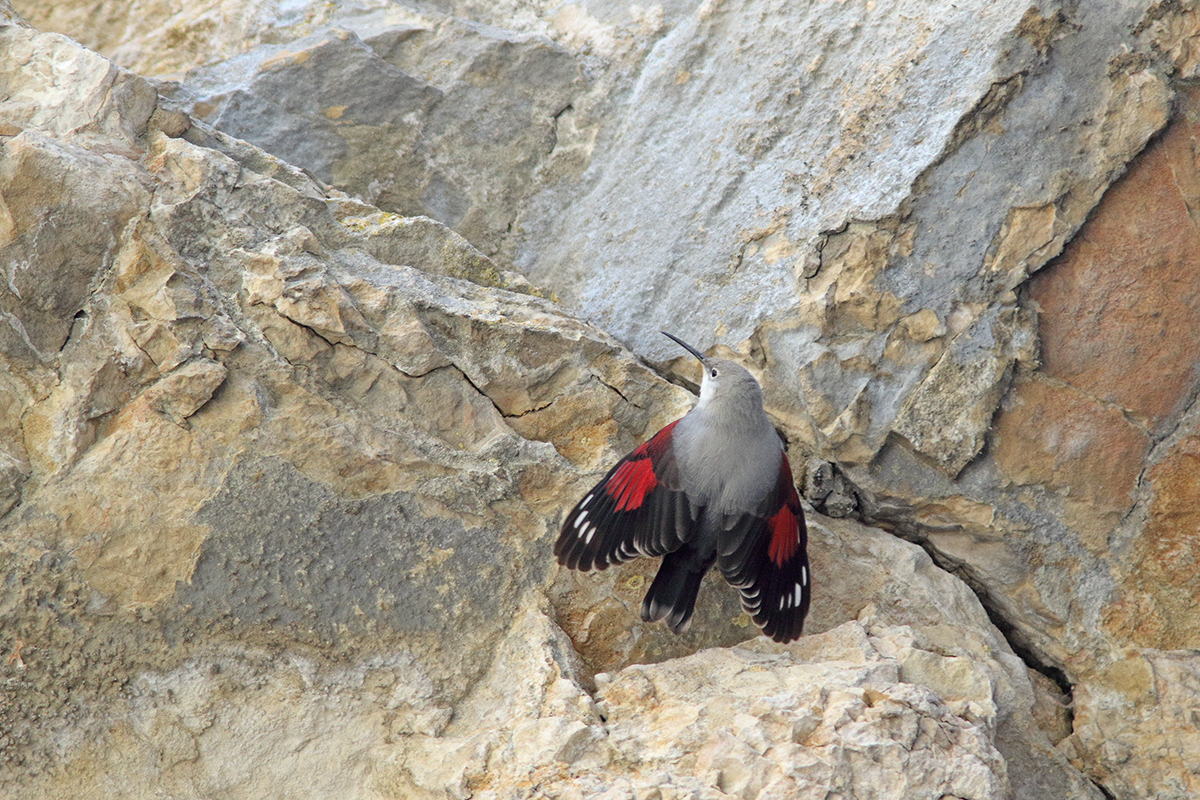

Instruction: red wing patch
[718,451,809,643]
[607,458,656,511]
[604,421,677,511]
[556,420,690,572]
[766,456,802,566]
[766,504,798,565]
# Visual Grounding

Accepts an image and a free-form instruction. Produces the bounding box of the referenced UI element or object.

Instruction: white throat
[696,373,716,409]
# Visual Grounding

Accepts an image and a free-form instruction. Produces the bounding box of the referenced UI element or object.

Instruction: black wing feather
[555,421,697,571]
[716,453,810,643]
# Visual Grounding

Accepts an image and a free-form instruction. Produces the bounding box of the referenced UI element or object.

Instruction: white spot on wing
[801,565,808,585]
[581,493,594,509]
[583,524,595,544]
[793,583,803,607]
[573,510,589,529]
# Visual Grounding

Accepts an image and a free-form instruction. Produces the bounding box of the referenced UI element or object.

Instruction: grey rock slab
[891,304,1030,476]
[513,0,1047,357]
[178,455,541,647]
[166,17,583,256]
[169,28,441,185]
[513,0,1171,476]
[0,28,157,361]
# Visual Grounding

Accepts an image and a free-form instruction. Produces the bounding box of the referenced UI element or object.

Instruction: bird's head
[661,332,763,412]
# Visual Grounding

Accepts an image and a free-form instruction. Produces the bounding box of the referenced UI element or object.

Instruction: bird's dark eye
[710,368,718,378]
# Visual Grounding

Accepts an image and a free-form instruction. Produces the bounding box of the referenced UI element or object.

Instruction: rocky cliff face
[2,1,1198,798]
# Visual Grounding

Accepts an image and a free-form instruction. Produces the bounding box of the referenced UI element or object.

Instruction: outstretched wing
[555,421,699,571]
[717,453,809,643]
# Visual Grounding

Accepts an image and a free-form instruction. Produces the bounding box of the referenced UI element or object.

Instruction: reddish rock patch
[1106,417,1200,650]
[1030,92,1200,433]
[1017,86,1200,650]
[992,374,1147,548]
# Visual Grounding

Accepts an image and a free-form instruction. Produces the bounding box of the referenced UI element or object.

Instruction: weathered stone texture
[992,374,1149,544]
[6,0,1200,797]
[0,18,686,795]
[159,18,581,258]
[1106,413,1200,652]
[1031,96,1200,434]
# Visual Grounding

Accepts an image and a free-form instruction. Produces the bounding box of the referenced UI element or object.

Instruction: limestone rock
[142,358,228,426]
[892,305,1031,476]
[0,20,1095,791]
[1069,649,1200,800]
[162,15,581,257]
[0,20,682,794]
[0,1,26,26]
[370,596,1094,800]
[592,632,1009,800]
[8,1,1200,798]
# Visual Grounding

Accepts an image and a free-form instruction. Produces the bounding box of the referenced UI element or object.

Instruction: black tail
[641,550,710,633]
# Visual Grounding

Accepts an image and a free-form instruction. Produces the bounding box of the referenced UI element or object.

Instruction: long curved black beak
[661,331,707,363]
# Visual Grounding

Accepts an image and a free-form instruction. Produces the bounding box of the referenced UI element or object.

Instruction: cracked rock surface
[5,0,1200,798]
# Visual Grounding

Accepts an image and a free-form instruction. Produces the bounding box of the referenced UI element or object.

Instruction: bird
[554,332,809,643]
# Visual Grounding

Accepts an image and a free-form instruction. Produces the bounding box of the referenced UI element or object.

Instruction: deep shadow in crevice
[805,460,1078,715]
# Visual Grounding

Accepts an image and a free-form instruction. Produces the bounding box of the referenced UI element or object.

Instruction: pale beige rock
[892,306,1033,476]
[0,1,25,25]
[0,20,690,795]
[594,636,1007,800]
[7,2,1200,799]
[1068,649,1200,800]
[0,28,155,150]
[4,600,1068,800]
[11,0,305,79]
[142,357,227,425]
[544,509,1098,800]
